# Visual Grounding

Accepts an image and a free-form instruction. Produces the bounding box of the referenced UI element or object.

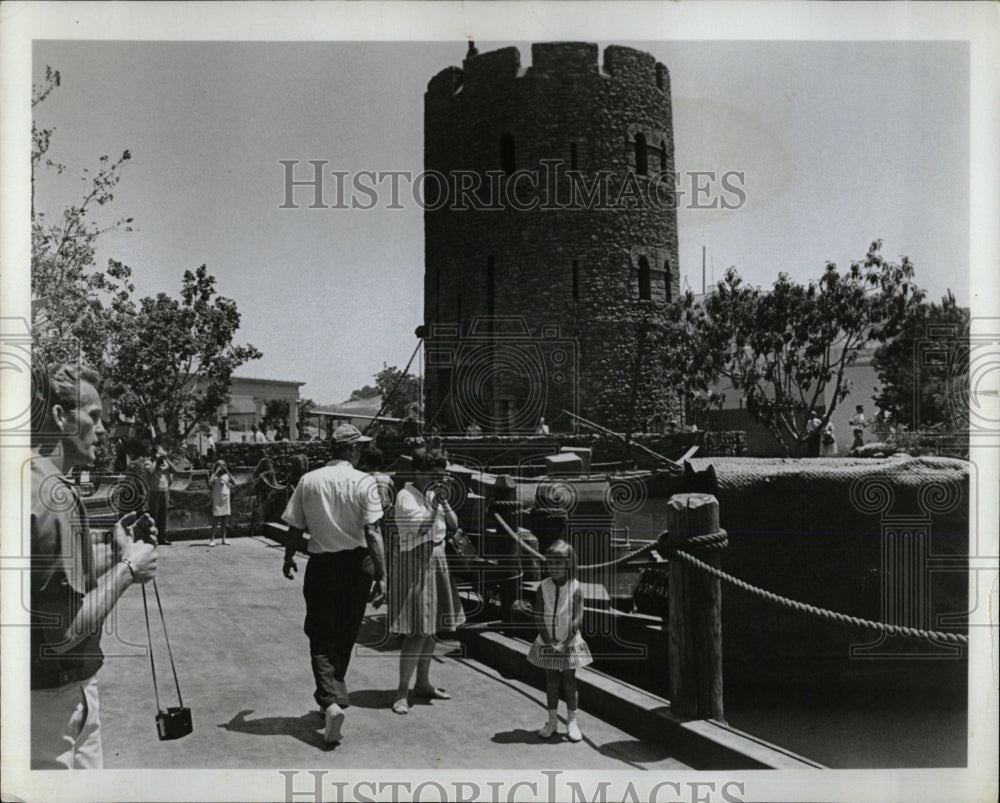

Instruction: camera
[156,706,193,741]
[424,315,578,435]
[132,511,157,544]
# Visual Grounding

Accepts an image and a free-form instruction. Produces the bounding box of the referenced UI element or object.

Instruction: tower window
[487,255,495,316]
[572,260,580,301]
[656,64,665,91]
[664,259,673,302]
[500,133,516,174]
[634,133,647,176]
[638,256,651,301]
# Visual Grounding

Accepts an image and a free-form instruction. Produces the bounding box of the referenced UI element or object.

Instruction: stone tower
[423,42,679,434]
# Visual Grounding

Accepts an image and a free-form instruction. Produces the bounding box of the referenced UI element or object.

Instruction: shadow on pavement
[491,728,551,745]
[345,689,400,710]
[598,738,677,765]
[219,709,337,751]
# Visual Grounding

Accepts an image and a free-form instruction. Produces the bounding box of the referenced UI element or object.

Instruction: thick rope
[494,507,967,645]
[493,511,660,571]
[669,547,968,646]
[577,540,657,571]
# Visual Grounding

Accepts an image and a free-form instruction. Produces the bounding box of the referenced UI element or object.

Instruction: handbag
[445,527,478,576]
[142,579,193,741]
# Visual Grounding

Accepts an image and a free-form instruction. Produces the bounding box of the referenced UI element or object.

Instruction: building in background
[216,376,305,441]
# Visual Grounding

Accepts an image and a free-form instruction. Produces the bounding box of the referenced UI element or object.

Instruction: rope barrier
[577,540,658,572]
[492,510,964,646]
[668,547,968,646]
[493,510,659,571]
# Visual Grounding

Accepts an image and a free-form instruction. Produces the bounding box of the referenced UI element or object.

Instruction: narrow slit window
[634,133,647,176]
[638,256,651,301]
[487,255,495,316]
[500,133,516,174]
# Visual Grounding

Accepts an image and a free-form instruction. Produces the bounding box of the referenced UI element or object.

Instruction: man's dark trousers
[149,490,170,543]
[302,547,374,709]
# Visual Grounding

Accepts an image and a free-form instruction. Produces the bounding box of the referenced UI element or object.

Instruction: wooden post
[666,493,725,721]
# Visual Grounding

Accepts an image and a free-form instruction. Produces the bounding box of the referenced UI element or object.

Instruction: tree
[872,290,969,430]
[698,241,925,454]
[31,66,136,370]
[32,68,261,449]
[106,265,262,448]
[348,384,379,401]
[374,364,420,419]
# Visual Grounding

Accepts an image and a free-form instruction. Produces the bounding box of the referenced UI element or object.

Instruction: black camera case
[156,705,193,741]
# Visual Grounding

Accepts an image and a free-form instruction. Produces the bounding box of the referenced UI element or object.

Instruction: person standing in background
[143,443,176,545]
[849,405,867,451]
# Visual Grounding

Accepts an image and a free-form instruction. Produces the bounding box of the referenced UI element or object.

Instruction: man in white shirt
[281,424,386,744]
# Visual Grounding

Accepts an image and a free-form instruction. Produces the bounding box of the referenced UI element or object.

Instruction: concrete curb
[458,624,825,770]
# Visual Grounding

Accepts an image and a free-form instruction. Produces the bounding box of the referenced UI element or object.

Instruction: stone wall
[423,43,680,433]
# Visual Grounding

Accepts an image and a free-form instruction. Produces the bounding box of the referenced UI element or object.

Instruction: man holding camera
[30,363,159,769]
[142,442,176,545]
[281,424,386,744]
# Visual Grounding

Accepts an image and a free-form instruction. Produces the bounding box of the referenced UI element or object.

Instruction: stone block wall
[423,43,680,433]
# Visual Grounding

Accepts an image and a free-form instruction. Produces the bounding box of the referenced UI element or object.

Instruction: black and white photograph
[1,3,997,802]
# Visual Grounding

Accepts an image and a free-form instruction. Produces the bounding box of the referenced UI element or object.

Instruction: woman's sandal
[392,698,410,715]
[413,686,451,700]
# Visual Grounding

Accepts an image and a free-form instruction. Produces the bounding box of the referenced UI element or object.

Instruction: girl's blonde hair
[544,539,577,579]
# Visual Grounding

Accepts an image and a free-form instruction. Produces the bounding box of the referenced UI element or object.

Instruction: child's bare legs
[539,669,561,737]
[563,669,582,741]
[209,518,219,546]
[220,516,229,544]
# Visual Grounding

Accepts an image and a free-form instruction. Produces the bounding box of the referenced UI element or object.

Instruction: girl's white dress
[527,577,593,670]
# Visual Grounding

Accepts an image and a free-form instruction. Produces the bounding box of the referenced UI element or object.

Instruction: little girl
[528,540,592,741]
[208,460,234,547]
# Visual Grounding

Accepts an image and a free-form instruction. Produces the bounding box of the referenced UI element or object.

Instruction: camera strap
[141,579,185,711]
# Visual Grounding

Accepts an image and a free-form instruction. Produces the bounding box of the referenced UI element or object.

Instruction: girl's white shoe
[567,720,582,742]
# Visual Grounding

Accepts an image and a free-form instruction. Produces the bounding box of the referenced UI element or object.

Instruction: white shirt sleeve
[357,474,383,525]
[282,481,307,529]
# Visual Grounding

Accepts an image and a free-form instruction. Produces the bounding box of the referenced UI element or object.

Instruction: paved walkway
[99,537,691,770]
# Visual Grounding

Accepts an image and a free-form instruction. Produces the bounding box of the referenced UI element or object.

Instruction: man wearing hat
[281,424,386,744]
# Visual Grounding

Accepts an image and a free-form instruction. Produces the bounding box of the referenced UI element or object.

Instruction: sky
[31,38,970,405]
